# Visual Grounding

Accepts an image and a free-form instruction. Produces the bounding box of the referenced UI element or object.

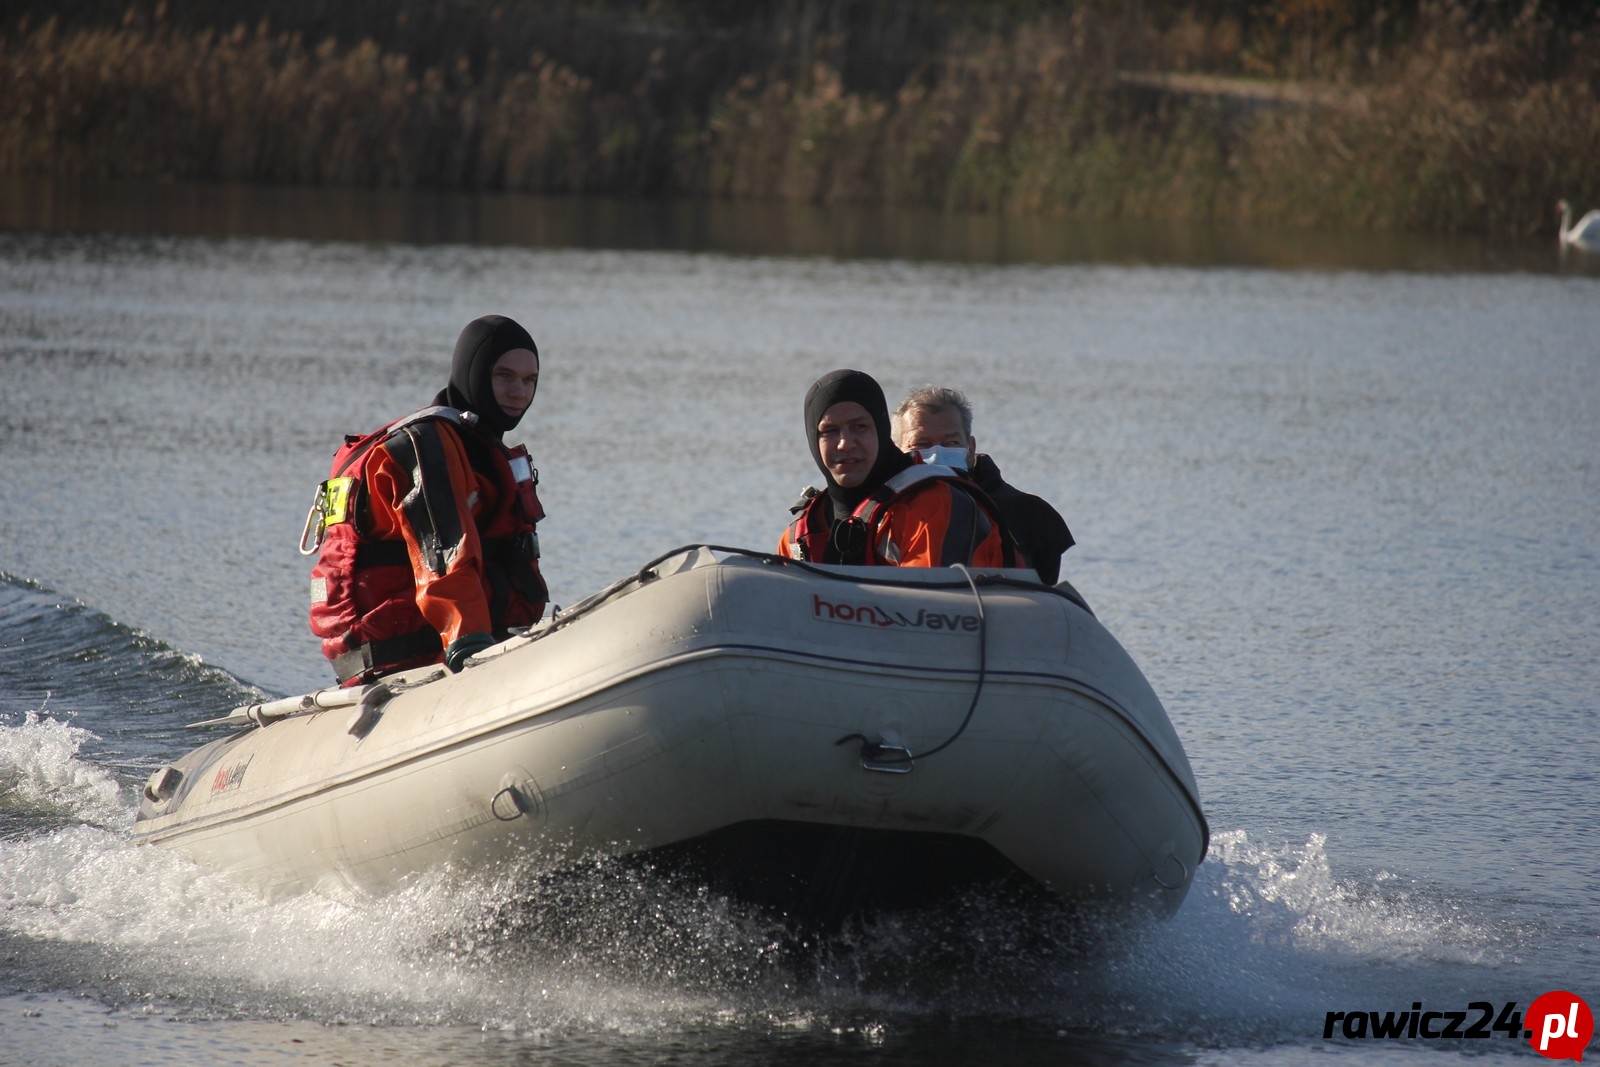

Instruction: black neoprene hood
[803,368,911,510]
[436,315,539,437]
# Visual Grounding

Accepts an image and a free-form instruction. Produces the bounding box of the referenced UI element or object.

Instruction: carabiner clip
[299,495,326,556]
[299,478,354,555]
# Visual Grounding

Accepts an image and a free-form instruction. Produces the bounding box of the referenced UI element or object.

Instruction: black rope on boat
[523,542,1087,659]
[635,543,1092,613]
[492,541,1083,772]
[632,545,1027,767]
[634,543,772,581]
[835,562,990,768]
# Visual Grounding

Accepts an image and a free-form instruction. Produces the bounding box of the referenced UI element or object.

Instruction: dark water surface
[6,175,1593,275]
[2,182,1598,1066]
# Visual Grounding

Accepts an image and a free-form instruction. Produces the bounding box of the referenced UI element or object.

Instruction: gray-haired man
[893,386,1075,585]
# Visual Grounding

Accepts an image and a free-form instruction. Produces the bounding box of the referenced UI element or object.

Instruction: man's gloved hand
[445,632,495,672]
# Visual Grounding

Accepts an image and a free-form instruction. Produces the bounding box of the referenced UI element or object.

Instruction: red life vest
[305,407,548,685]
[783,463,1019,567]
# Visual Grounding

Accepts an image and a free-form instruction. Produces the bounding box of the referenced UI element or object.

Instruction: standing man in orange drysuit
[307,315,549,685]
[777,368,1008,568]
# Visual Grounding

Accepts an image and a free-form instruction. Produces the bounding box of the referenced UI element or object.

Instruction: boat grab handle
[1153,853,1190,890]
[856,741,916,774]
[833,563,989,771]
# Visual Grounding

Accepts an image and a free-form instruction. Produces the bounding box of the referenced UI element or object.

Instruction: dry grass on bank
[0,19,653,192]
[690,10,1600,236]
[2,4,1597,236]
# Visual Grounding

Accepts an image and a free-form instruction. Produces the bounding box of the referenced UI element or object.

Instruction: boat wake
[0,573,267,781]
[0,712,1534,1049]
[0,572,1541,1054]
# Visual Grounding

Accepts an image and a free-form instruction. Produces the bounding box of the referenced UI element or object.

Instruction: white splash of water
[1206,829,1504,966]
[0,787,1537,1052]
[1065,828,1535,1047]
[0,710,130,830]
[0,824,743,1036]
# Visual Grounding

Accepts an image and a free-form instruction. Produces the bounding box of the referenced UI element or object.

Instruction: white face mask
[914,445,969,470]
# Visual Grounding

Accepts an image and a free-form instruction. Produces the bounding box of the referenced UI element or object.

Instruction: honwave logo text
[812,594,979,633]
[211,760,250,794]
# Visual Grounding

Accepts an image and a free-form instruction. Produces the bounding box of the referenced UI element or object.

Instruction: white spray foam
[0,798,1535,1048]
[0,710,130,830]
[1062,828,1533,1046]
[0,827,735,1035]
[1206,829,1504,965]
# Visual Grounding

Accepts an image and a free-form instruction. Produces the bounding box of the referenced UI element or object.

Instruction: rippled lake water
[2,198,1598,1066]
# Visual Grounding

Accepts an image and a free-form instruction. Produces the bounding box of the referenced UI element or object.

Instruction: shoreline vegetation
[3,1,1597,237]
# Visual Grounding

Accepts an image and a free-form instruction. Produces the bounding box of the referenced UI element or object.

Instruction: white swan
[1558,199,1600,251]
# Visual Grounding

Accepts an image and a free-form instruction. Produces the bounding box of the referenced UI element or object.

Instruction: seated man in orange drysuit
[777,368,1008,567]
[307,315,549,685]
[893,385,1074,585]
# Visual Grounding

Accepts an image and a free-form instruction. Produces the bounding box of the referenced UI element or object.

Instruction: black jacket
[967,454,1074,585]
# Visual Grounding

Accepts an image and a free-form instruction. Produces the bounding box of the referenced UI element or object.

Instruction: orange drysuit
[778,476,1005,568]
[309,412,546,685]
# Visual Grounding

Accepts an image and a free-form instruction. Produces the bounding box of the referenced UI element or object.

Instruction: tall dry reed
[684,3,1600,233]
[3,2,1596,234]
[0,16,659,192]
